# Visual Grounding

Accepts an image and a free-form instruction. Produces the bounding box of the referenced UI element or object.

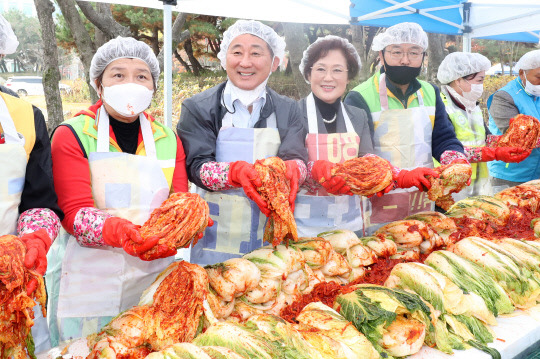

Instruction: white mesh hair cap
[90,36,160,91]
[516,49,540,71]
[371,22,428,52]
[298,35,362,83]
[0,14,18,55]
[217,19,286,68]
[437,52,491,84]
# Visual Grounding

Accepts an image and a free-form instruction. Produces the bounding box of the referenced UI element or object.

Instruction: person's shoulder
[344,102,369,120]
[0,84,18,97]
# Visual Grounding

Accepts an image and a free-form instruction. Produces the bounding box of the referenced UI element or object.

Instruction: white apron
[47,106,172,346]
[363,73,434,235]
[294,93,362,237]
[190,111,281,266]
[0,96,51,352]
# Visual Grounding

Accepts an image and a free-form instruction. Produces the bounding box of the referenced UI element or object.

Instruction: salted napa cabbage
[296,302,380,359]
[295,327,360,359]
[291,238,333,268]
[192,321,277,359]
[425,250,514,316]
[495,238,540,277]
[450,237,540,308]
[199,346,249,359]
[335,284,433,357]
[245,314,323,359]
[318,229,361,253]
[385,262,495,324]
[146,343,213,359]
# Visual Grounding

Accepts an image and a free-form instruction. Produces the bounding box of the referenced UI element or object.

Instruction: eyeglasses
[386,50,424,60]
[311,66,348,78]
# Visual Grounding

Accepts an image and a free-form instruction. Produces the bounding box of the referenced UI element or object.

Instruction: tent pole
[160,0,176,128]
[463,32,471,53]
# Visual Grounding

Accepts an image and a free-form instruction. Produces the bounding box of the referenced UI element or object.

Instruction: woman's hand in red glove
[20,229,51,295]
[102,217,159,256]
[396,168,439,191]
[481,147,531,163]
[311,160,351,195]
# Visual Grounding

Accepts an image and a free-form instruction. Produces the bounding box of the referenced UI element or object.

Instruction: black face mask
[382,55,422,85]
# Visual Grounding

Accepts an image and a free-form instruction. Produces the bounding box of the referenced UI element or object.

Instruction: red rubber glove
[396,167,439,191]
[20,229,51,295]
[311,160,352,195]
[102,217,159,257]
[368,182,395,198]
[228,161,270,217]
[481,147,531,163]
[284,160,302,212]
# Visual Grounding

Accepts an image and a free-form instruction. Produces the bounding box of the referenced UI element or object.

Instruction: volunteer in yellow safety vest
[437,52,530,202]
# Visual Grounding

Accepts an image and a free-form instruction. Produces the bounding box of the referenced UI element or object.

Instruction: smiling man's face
[225,34,278,90]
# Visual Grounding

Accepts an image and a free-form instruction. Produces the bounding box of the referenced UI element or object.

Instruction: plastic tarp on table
[349,0,540,44]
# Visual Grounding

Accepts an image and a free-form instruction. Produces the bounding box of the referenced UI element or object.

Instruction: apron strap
[379,73,425,110]
[307,92,354,133]
[96,106,157,158]
[0,96,24,145]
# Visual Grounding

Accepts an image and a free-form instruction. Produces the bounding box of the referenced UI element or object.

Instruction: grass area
[23,95,91,121]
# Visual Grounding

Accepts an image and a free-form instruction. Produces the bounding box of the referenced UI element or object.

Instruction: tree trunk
[76,1,131,39]
[427,32,447,84]
[283,22,310,99]
[157,13,190,71]
[174,49,191,73]
[351,25,379,83]
[499,42,505,75]
[184,38,203,76]
[34,0,64,133]
[56,0,98,102]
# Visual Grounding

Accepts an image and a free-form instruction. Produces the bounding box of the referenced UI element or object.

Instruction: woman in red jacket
[48,37,189,346]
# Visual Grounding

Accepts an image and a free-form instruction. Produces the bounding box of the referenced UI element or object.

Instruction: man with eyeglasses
[345,22,468,234]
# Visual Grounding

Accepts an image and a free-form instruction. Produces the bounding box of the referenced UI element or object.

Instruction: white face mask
[453,81,482,110]
[524,77,540,97]
[102,83,154,117]
[228,56,275,108]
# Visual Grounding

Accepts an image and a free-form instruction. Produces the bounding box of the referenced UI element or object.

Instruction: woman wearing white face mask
[48,37,191,346]
[437,52,530,200]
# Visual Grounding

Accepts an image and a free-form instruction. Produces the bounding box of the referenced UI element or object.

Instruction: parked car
[5,76,71,96]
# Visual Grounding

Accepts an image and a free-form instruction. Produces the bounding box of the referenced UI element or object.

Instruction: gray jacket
[177,81,308,190]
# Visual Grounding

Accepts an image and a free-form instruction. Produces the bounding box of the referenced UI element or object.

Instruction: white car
[5,76,71,96]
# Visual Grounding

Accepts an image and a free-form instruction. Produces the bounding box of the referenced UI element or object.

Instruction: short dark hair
[462,72,480,81]
[301,37,360,82]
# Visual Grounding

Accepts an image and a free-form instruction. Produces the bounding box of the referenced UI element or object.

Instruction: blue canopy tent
[349,0,540,51]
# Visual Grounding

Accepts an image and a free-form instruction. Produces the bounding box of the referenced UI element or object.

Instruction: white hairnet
[515,49,540,71]
[0,14,18,55]
[90,36,160,91]
[371,22,428,52]
[299,35,362,83]
[437,52,491,84]
[217,20,286,68]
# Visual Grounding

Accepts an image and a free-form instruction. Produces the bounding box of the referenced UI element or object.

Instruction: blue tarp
[350,0,540,43]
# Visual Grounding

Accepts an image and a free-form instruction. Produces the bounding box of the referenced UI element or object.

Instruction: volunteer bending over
[177,20,307,265]
[487,49,540,191]
[0,14,63,352]
[437,52,530,201]
[49,37,188,345]
[345,22,469,233]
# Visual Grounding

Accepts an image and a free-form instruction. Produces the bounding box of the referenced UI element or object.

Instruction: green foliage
[3,9,42,70]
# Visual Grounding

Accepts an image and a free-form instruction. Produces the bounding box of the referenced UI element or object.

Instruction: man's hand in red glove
[102,217,158,257]
[311,160,352,196]
[228,161,270,217]
[284,160,303,211]
[20,229,51,295]
[481,147,531,163]
[396,167,439,191]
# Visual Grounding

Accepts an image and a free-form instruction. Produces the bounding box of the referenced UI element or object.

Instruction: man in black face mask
[344,22,467,234]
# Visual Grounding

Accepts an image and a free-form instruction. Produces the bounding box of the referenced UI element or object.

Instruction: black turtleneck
[110,116,140,154]
[313,94,341,134]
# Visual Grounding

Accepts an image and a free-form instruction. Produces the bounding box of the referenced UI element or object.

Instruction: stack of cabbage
[205,234,397,321]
